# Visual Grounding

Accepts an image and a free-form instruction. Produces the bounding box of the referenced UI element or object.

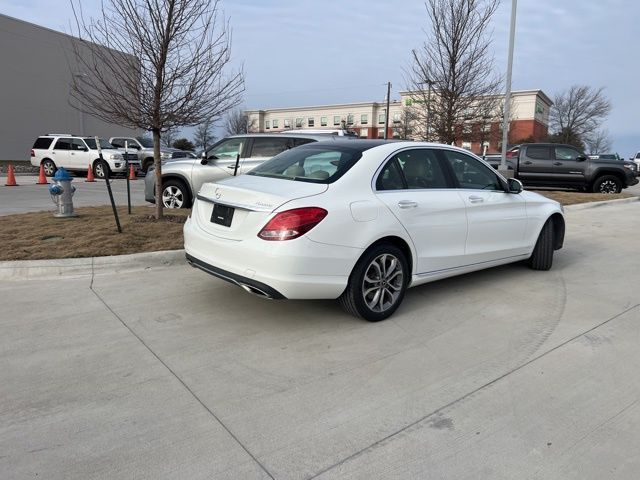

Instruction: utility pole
[384,81,391,140]
[500,0,517,176]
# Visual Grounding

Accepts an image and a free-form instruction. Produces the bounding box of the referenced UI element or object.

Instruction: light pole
[499,0,517,175]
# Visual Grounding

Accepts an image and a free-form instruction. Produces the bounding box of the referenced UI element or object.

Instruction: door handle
[397,200,418,209]
[553,162,562,166]
[523,161,532,165]
[468,195,484,203]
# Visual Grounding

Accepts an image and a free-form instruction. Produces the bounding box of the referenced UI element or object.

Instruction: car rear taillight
[258,207,328,241]
[506,149,518,159]
[30,149,35,157]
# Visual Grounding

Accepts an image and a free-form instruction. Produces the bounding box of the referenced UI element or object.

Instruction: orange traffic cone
[36,163,49,184]
[85,163,95,182]
[128,164,137,180]
[5,164,18,186]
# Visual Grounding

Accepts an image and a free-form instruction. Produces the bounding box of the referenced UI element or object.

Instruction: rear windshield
[84,138,116,150]
[247,144,363,184]
[33,137,54,149]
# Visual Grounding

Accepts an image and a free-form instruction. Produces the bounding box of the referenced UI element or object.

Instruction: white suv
[31,135,140,178]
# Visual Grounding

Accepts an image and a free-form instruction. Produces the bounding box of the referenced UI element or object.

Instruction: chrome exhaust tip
[239,283,273,299]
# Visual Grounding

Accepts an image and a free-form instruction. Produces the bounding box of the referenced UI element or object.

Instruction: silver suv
[109,136,190,173]
[31,134,139,178]
[144,133,339,208]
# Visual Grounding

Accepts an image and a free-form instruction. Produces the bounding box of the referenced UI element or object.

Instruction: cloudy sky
[3,0,638,156]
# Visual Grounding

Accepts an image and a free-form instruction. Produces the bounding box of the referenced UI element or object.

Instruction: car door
[553,145,587,186]
[190,137,249,195]
[69,138,89,170]
[51,137,72,168]
[440,149,528,263]
[517,145,555,184]
[374,148,468,273]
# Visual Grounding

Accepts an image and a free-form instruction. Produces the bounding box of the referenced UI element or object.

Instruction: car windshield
[247,144,363,184]
[137,137,154,148]
[84,138,115,149]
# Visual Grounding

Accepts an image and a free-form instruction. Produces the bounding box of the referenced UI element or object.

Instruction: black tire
[339,243,408,321]
[528,220,554,271]
[592,175,622,194]
[161,179,191,209]
[42,159,56,177]
[142,158,154,173]
[93,160,111,179]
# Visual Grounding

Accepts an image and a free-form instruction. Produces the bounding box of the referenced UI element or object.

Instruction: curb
[564,196,639,211]
[0,249,186,281]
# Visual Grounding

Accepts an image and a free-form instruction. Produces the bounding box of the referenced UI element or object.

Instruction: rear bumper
[183,215,360,299]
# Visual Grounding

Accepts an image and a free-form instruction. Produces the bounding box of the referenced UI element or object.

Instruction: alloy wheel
[599,180,618,194]
[43,161,55,176]
[361,253,404,313]
[162,186,184,208]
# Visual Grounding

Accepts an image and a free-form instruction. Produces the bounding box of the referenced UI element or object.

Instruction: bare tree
[392,107,417,140]
[70,0,244,218]
[406,0,502,144]
[193,120,216,154]
[162,128,178,148]
[224,109,256,136]
[585,129,613,154]
[549,85,611,149]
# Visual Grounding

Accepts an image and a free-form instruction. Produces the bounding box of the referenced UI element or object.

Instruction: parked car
[184,141,565,321]
[631,151,640,170]
[503,144,638,193]
[109,136,190,173]
[144,133,340,209]
[279,129,358,137]
[30,134,139,178]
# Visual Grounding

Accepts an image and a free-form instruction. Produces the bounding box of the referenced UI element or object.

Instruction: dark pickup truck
[485,143,638,193]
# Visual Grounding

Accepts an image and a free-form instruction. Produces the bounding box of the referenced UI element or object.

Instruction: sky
[2,0,638,157]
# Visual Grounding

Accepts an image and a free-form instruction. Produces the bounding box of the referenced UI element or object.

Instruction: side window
[526,146,551,160]
[249,137,290,157]
[293,138,316,147]
[54,138,72,150]
[208,138,245,159]
[376,159,405,191]
[443,150,503,190]
[71,139,86,151]
[111,138,124,148]
[555,146,580,161]
[33,138,54,149]
[395,149,448,189]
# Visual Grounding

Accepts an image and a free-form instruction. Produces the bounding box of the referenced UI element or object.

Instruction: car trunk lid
[194,175,328,240]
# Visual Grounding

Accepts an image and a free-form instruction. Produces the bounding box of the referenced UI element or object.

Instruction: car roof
[225,133,352,141]
[290,139,395,153]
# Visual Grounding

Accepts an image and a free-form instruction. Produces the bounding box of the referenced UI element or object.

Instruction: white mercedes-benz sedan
[184,141,565,321]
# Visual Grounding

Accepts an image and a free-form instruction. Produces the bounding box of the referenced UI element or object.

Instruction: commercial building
[246,89,552,154]
[0,14,138,162]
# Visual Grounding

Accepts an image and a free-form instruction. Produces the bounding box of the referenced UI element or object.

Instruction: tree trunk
[153,129,163,220]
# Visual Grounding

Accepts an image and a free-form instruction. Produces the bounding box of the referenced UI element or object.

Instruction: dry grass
[0,206,189,261]
[0,191,636,261]
[531,190,633,206]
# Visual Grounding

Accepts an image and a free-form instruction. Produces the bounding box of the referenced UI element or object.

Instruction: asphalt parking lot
[0,175,149,215]
[1,201,639,479]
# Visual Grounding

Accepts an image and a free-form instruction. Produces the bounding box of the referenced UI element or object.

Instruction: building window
[361,114,368,125]
[462,124,472,135]
[321,116,327,127]
[377,129,385,139]
[461,141,472,151]
[482,123,491,133]
[481,141,490,152]
[393,112,401,123]
[347,114,354,125]
[284,119,291,129]
[272,119,279,128]
[307,117,315,127]
[333,115,341,126]
[360,128,368,137]
[265,120,270,129]
[378,114,386,124]
[295,118,303,128]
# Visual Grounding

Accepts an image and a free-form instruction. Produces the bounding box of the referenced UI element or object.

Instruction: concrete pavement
[1,202,640,479]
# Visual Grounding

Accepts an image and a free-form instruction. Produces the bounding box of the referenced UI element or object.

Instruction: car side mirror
[507,178,523,194]
[576,155,587,162]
